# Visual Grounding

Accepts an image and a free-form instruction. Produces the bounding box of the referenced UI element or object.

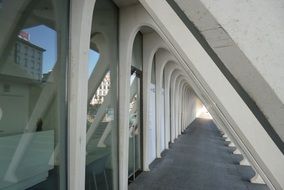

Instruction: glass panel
[128,72,142,180]
[85,0,118,189]
[0,0,69,189]
[131,33,143,71]
[128,32,143,183]
[86,71,112,190]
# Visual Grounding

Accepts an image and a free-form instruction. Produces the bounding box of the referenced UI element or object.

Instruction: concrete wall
[173,0,284,141]
[200,0,284,103]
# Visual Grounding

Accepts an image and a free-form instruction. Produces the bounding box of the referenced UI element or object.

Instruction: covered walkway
[129,118,269,190]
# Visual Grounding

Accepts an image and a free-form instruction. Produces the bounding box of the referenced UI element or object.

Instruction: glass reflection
[85,0,118,189]
[128,71,142,181]
[128,32,143,183]
[0,0,68,189]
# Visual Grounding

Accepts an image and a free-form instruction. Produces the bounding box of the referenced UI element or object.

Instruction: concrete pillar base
[228,142,235,147]
[239,158,250,166]
[233,149,241,154]
[250,173,265,184]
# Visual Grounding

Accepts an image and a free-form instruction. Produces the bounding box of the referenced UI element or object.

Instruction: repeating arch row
[2,0,283,190]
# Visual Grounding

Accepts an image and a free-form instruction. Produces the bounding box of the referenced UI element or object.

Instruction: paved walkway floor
[129,118,269,190]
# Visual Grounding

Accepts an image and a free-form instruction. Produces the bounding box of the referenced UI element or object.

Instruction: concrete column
[143,32,179,165]
[183,88,189,131]
[181,83,188,132]
[177,80,186,136]
[118,7,141,189]
[155,56,163,158]
[170,70,181,142]
[178,80,187,135]
[164,64,174,148]
[174,76,183,138]
[155,49,176,155]
[68,0,96,189]
[184,87,190,130]
[181,87,185,132]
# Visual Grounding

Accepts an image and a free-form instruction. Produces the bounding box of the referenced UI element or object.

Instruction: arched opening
[147,52,156,164]
[128,32,143,183]
[85,0,119,189]
[161,65,166,150]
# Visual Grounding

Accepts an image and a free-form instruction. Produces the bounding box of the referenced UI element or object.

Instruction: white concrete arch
[184,85,194,130]
[142,32,168,165]
[181,84,190,132]
[172,78,192,137]
[175,76,191,138]
[118,5,190,189]
[181,86,190,132]
[183,86,190,131]
[178,80,189,135]
[183,84,194,131]
[139,1,284,188]
[169,69,184,142]
[118,6,169,190]
[154,49,178,157]
[174,75,187,139]
[185,86,196,130]
[87,2,120,188]
[163,63,180,147]
[176,77,183,136]
[69,0,96,190]
[88,0,118,101]
[142,30,191,171]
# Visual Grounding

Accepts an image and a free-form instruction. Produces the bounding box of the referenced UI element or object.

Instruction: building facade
[90,72,110,105]
[15,33,44,81]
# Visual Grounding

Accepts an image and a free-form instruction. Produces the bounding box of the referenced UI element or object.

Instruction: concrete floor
[129,118,269,190]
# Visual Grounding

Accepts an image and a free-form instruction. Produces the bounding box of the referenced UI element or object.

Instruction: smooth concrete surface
[129,118,269,190]
[199,0,284,104]
[171,0,284,151]
[171,0,284,142]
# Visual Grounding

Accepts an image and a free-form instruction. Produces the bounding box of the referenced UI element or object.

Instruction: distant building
[91,72,111,105]
[3,31,45,81]
[0,31,45,134]
[13,31,45,80]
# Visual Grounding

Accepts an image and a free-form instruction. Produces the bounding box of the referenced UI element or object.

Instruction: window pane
[85,0,118,189]
[0,0,69,189]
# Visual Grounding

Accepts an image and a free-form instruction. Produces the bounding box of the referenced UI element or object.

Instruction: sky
[88,49,100,77]
[23,25,100,75]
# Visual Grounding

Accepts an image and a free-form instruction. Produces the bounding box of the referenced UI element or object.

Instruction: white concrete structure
[0,0,284,190]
